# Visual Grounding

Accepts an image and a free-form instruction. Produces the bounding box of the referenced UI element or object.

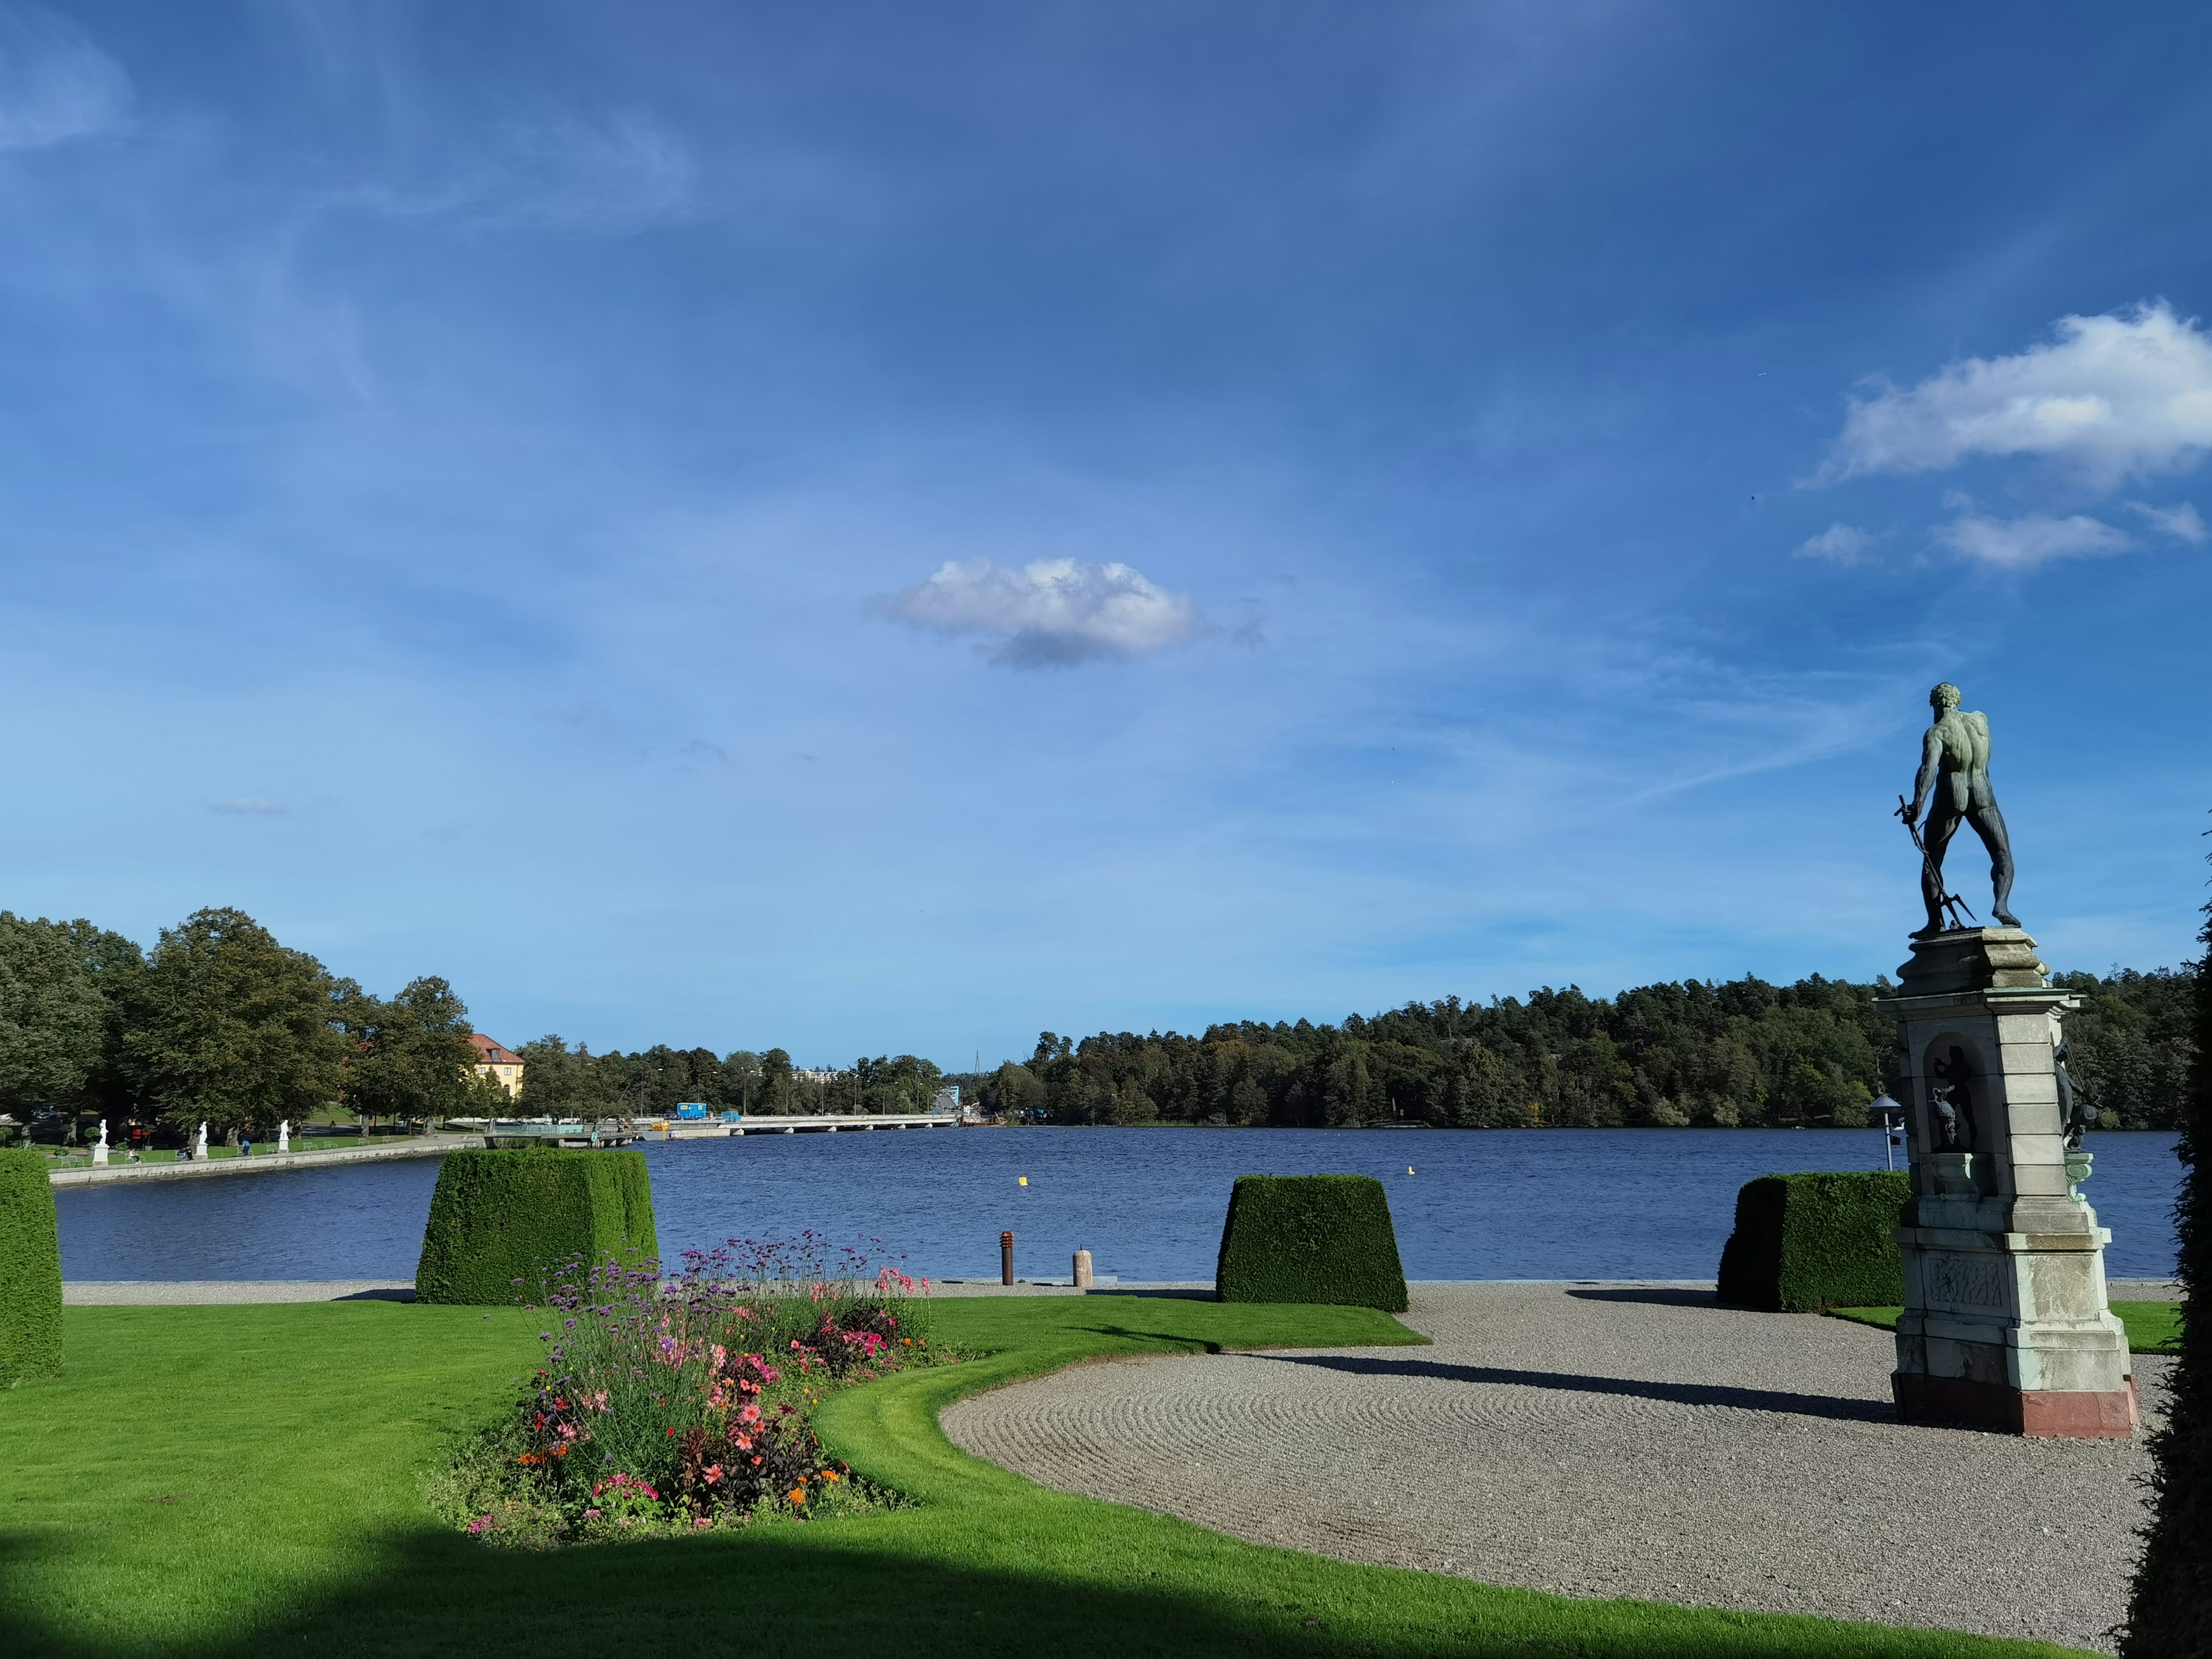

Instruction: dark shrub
[0,1147,63,1385]
[2122,908,2207,1657]
[1715,1171,1910,1312]
[1214,1173,1408,1312]
[415,1148,659,1304]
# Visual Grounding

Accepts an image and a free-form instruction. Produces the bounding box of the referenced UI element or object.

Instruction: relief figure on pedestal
[1927,1045,1976,1152]
[1896,682,2020,938]
[2055,1035,2097,1150]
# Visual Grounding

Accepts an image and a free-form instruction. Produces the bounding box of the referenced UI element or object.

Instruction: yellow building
[469,1034,525,1100]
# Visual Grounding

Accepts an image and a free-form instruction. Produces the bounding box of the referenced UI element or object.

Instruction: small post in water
[1073,1248,1093,1289]
[1000,1229,1015,1286]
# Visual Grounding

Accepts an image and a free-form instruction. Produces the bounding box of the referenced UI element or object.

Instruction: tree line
[0,906,500,1145]
[512,1039,945,1120]
[955,968,2196,1131]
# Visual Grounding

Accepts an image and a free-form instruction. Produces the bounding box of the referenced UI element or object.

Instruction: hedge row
[1715,1171,1910,1312]
[1215,1173,1408,1312]
[0,1147,63,1385]
[415,1147,660,1305]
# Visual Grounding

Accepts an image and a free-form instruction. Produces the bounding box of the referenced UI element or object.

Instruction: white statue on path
[93,1119,109,1165]
[194,1122,209,1160]
[277,1120,290,1152]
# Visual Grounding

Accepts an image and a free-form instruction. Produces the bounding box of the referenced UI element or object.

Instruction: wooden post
[1000,1230,1015,1286]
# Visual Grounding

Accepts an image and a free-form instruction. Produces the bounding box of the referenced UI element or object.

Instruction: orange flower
[788,1486,808,1504]
[517,1453,543,1467]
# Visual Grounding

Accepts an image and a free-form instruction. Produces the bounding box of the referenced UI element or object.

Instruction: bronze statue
[1896,683,2019,938]
[2055,1035,2096,1150]
[1928,1046,1976,1152]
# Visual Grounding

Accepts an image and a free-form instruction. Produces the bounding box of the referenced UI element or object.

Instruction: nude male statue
[1896,682,2019,938]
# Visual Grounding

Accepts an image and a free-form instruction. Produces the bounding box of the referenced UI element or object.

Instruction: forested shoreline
[950,968,2196,1131]
[2,900,2195,1137]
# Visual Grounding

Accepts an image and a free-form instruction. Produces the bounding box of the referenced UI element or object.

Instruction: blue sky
[3,3,2209,1066]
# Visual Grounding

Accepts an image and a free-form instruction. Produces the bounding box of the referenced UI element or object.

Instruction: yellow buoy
[1018,1176,1029,1186]
[1408,1166,1415,1175]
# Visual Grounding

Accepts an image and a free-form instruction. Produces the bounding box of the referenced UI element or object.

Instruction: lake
[54,1127,2184,1284]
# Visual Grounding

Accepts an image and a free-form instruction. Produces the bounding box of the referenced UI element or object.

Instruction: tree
[343,976,476,1130]
[125,908,345,1138]
[0,913,111,1119]
[516,1036,590,1116]
[2121,894,2210,1655]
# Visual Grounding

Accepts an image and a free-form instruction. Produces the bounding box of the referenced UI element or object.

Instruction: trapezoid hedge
[415,1147,660,1305]
[1715,1170,1910,1312]
[1215,1173,1408,1312]
[0,1147,63,1385]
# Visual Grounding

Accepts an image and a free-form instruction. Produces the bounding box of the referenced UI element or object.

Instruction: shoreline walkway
[944,1281,2166,1653]
[47,1134,474,1189]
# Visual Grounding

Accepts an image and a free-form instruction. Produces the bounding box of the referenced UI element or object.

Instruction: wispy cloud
[209,797,285,816]
[336,113,696,237]
[1794,522,1874,565]
[1934,510,2129,570]
[0,5,130,151]
[2122,499,2207,543]
[1812,302,2212,490]
[870,557,1201,668]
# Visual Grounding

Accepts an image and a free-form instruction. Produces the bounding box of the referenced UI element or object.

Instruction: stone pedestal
[1878,929,2135,1438]
[1073,1249,1094,1289]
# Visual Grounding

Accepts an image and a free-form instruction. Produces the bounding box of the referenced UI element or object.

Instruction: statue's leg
[1915,810,1961,935]
[1971,803,2018,926]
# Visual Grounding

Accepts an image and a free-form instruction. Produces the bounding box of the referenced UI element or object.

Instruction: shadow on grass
[0,1517,2047,1659]
[1253,1353,1894,1424]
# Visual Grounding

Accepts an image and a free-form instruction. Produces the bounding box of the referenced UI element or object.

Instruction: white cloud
[870,557,1200,668]
[0,6,130,150]
[1794,522,1874,565]
[1934,512,2129,571]
[210,797,285,815]
[1814,302,2212,488]
[2123,499,2207,543]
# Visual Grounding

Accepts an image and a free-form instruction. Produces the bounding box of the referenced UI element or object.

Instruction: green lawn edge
[1828,1301,2180,1355]
[0,1298,2089,1659]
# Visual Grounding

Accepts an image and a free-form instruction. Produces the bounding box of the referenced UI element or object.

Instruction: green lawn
[1828,1301,2180,1354]
[0,1297,2083,1658]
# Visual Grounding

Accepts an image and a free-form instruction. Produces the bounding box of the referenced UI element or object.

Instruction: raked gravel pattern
[942,1283,2164,1653]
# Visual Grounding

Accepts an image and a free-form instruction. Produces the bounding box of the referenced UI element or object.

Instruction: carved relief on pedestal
[1923,1252,2008,1309]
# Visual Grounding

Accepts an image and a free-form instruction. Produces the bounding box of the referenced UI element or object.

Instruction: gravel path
[63,1281,415,1304]
[944,1283,2164,1653]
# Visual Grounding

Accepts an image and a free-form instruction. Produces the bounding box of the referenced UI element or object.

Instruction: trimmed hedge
[1715,1171,1910,1312]
[415,1148,660,1305]
[0,1147,64,1385]
[1214,1174,1408,1312]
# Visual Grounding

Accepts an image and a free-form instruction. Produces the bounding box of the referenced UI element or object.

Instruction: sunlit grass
[0,1299,2085,1657]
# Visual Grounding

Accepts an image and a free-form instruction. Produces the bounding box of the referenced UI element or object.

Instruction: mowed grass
[0,1298,2086,1658]
[1828,1301,2180,1355]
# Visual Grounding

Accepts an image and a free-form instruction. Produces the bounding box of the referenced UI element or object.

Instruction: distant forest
[514,965,2196,1131]
[515,1040,945,1120]
[948,968,2196,1131]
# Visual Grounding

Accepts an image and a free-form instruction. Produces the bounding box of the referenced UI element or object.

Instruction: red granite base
[1893,1372,2137,1438]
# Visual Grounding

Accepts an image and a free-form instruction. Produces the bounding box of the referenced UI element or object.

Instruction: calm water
[55,1127,2183,1283]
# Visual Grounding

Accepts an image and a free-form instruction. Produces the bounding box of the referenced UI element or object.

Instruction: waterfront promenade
[47,1132,475,1188]
[945,1281,2169,1653]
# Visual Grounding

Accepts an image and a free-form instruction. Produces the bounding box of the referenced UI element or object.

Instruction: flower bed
[435,1234,938,1547]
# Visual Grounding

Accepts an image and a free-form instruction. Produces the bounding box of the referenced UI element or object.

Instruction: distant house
[470,1033,525,1100]
[794,1068,844,1085]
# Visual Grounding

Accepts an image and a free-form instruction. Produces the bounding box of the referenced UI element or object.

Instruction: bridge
[648,1113,961,1138]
